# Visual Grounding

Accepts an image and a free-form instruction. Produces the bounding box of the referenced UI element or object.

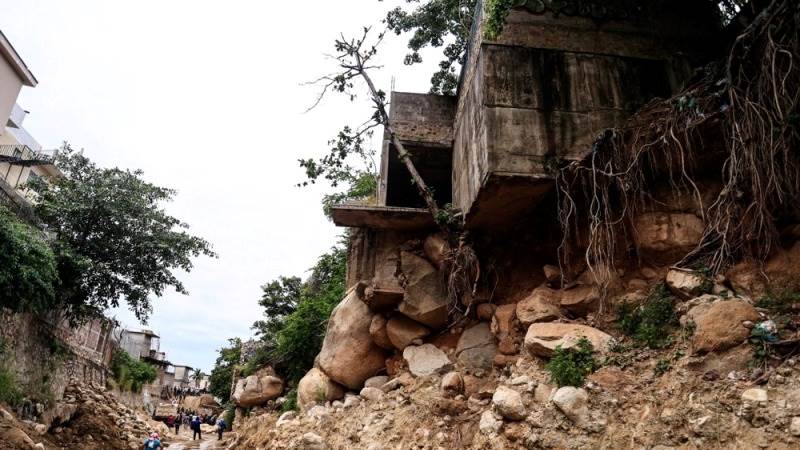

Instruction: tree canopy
[27,144,216,322]
[208,338,242,401]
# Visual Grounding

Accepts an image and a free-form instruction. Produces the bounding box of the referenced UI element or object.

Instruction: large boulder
[727,242,800,298]
[318,288,388,389]
[233,374,284,408]
[455,323,497,371]
[403,344,452,376]
[691,300,760,354]
[634,212,704,262]
[524,323,613,358]
[297,368,346,411]
[516,286,561,325]
[490,304,517,338]
[398,252,449,329]
[386,316,430,350]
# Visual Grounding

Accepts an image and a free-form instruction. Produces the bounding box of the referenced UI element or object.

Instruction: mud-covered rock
[666,268,707,299]
[691,300,759,354]
[634,212,704,261]
[552,386,590,426]
[318,288,388,389]
[423,233,450,270]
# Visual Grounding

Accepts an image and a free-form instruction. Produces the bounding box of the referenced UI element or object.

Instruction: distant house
[173,365,194,388]
[0,29,60,213]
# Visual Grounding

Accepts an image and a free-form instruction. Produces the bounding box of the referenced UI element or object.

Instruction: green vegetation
[208,338,242,401]
[26,144,215,322]
[253,246,347,386]
[0,205,58,314]
[110,350,157,393]
[546,337,599,387]
[280,388,299,413]
[0,367,23,407]
[222,403,235,431]
[654,358,671,376]
[383,0,477,95]
[616,284,678,349]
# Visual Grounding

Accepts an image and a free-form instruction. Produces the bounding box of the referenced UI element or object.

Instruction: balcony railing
[0,144,56,166]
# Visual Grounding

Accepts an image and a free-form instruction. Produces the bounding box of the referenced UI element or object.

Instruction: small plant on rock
[616,284,678,349]
[547,337,599,387]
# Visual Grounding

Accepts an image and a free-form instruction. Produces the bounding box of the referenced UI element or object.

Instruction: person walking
[143,432,162,449]
[215,417,226,441]
[174,412,182,435]
[191,415,202,440]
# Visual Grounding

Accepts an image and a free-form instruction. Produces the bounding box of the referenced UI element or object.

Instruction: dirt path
[163,428,228,449]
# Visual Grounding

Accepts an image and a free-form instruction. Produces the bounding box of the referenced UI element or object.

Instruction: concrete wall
[451,5,714,222]
[0,57,23,136]
[0,310,109,413]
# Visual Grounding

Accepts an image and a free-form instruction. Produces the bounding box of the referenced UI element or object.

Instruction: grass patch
[546,337,599,387]
[616,284,678,349]
[0,367,23,407]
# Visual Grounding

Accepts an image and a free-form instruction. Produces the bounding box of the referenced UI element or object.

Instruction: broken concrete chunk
[398,252,449,329]
[524,323,613,358]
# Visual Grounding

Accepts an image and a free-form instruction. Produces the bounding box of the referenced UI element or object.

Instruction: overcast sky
[2,0,441,372]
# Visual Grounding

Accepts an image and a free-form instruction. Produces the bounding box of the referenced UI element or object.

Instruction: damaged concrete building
[332,0,717,304]
[294,1,734,404]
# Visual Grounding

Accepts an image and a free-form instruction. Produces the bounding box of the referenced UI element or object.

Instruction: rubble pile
[2,380,169,450]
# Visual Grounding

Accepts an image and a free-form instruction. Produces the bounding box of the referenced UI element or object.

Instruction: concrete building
[173,365,194,388]
[0,29,60,213]
[331,0,720,295]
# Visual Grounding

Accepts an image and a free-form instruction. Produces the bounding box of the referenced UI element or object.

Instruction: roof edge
[0,30,37,87]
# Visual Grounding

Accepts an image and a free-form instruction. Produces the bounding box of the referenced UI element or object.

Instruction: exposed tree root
[557,0,800,283]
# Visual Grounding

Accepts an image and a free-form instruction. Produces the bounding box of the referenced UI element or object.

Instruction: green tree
[191,368,203,387]
[110,350,157,392]
[208,338,242,401]
[0,205,58,314]
[252,276,303,339]
[382,0,477,95]
[28,144,216,322]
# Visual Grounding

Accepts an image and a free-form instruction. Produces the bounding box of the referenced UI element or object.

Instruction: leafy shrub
[616,284,677,349]
[0,367,23,407]
[209,339,241,401]
[110,350,157,393]
[546,337,599,387]
[654,358,671,376]
[0,205,58,314]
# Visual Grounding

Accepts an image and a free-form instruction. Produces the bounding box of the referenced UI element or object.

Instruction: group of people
[171,386,207,401]
[162,409,227,442]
